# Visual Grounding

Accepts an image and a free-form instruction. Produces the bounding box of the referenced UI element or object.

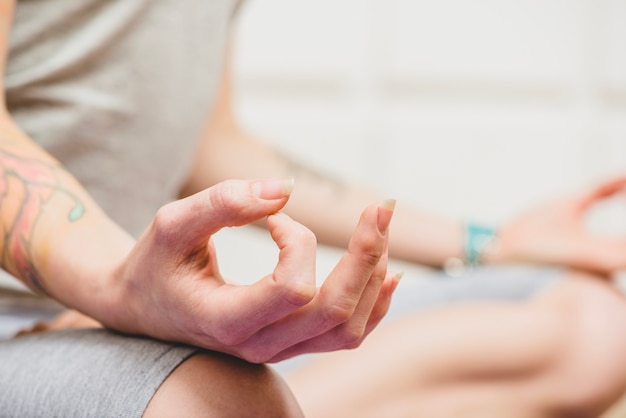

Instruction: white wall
[5,0,626,292]
[232,0,626,232]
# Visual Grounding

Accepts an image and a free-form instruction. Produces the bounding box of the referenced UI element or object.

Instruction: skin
[144,352,305,418]
[139,35,626,416]
[0,1,400,413]
[180,37,626,275]
[0,1,400,364]
[6,3,626,417]
[0,121,400,363]
[33,272,626,417]
[285,272,626,418]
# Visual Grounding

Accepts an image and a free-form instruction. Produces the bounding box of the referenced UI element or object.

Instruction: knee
[144,351,304,418]
[540,273,626,416]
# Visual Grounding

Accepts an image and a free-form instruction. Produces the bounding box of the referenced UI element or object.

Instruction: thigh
[273,265,561,376]
[0,328,197,418]
[145,350,304,418]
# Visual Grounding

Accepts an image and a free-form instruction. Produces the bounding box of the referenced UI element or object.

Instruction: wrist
[40,214,135,324]
[465,223,499,266]
[444,223,499,276]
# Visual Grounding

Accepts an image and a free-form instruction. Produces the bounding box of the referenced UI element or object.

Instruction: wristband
[464,223,498,267]
[444,223,497,277]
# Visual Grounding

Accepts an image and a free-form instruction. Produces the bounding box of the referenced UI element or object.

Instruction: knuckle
[213,327,247,347]
[341,334,364,350]
[369,269,387,289]
[151,203,181,243]
[323,298,356,326]
[153,203,176,228]
[209,183,240,215]
[336,323,366,349]
[363,244,383,265]
[351,239,383,269]
[282,281,316,307]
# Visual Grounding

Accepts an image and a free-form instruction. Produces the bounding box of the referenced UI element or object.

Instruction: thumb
[155,177,293,249]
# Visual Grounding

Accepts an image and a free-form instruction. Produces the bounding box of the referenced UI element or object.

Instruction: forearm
[181,127,463,268]
[0,118,134,318]
[283,157,464,267]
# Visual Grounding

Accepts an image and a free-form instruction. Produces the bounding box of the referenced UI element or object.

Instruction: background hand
[488,176,626,275]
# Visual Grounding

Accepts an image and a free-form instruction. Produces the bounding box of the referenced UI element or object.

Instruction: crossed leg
[0,328,303,418]
[10,271,626,417]
[285,272,626,418]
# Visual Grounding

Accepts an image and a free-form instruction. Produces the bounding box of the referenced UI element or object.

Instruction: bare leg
[145,351,304,418]
[285,272,626,418]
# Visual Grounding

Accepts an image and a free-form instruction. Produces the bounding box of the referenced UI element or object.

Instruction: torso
[5,0,237,236]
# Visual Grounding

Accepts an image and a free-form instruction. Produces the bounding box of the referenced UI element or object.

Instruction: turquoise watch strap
[464,223,497,267]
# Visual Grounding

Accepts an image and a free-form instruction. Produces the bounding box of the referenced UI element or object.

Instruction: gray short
[0,329,197,418]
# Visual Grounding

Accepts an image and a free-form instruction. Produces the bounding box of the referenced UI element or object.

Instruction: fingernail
[377,199,396,233]
[391,272,404,292]
[251,177,294,200]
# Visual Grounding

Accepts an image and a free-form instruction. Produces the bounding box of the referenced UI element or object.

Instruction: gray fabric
[0,0,567,414]
[1,2,235,415]
[385,265,562,318]
[0,328,197,418]
[6,0,237,238]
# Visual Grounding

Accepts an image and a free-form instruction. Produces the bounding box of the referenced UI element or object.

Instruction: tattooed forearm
[0,148,85,294]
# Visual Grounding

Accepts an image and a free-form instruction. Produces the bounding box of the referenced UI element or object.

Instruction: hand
[103,178,399,363]
[487,176,626,275]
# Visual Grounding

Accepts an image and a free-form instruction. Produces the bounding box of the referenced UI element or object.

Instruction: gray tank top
[5,0,238,237]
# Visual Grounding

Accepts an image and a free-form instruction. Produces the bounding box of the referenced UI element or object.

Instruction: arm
[181,36,626,274]
[179,39,464,268]
[0,0,134,314]
[1,6,399,361]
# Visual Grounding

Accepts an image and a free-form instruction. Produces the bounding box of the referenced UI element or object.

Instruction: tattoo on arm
[0,148,85,294]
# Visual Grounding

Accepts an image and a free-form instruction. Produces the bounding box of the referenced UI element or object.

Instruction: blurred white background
[231,0,626,230]
[5,0,626,291]
[204,0,626,284]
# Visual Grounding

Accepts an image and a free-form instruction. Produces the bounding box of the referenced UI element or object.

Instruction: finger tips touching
[180,177,293,229]
[208,178,292,224]
[250,177,294,200]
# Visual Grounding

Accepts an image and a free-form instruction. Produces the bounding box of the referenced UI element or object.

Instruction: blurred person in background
[3,0,626,417]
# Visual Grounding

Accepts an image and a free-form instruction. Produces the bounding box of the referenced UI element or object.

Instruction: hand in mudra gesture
[98,178,398,363]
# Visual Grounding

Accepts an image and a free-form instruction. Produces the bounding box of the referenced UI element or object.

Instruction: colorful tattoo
[0,148,85,294]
